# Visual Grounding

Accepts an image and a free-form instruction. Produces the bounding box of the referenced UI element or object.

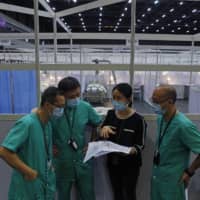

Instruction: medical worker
[151,85,200,200]
[0,86,65,200]
[52,77,102,200]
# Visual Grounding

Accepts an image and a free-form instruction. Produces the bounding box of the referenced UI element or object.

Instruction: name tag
[123,129,135,133]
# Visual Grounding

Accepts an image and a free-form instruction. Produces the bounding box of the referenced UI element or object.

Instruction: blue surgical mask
[152,103,166,115]
[112,100,128,111]
[52,107,64,118]
[67,97,80,108]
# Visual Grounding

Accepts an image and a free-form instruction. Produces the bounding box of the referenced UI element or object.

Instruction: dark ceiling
[0,0,200,35]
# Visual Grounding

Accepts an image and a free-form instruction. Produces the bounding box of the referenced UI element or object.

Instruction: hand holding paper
[83,141,132,163]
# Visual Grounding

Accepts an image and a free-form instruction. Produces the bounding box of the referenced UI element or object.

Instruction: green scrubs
[151,112,200,200]
[52,100,101,200]
[1,113,56,200]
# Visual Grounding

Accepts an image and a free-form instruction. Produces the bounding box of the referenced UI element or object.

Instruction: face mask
[112,100,128,111]
[152,103,166,115]
[67,97,80,108]
[52,107,64,118]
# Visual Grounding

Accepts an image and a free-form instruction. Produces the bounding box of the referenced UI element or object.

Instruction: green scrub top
[151,112,200,200]
[1,113,56,200]
[52,100,102,180]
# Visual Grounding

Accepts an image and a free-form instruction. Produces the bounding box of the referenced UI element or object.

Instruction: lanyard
[38,119,50,161]
[157,110,177,150]
[64,108,76,138]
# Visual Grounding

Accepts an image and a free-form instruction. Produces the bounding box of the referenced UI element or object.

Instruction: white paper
[83,141,132,163]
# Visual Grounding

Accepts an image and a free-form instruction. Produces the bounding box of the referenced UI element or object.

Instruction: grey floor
[1,114,200,200]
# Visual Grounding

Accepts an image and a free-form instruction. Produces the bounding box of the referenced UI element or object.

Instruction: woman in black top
[100,83,146,200]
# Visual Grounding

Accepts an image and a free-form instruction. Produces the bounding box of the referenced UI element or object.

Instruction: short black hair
[58,77,80,93]
[40,86,60,107]
[112,83,133,107]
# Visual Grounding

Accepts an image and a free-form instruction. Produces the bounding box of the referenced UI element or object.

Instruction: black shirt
[102,109,146,167]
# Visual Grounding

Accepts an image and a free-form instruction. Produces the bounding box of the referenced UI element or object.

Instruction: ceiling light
[194,27,197,31]
[146,26,149,30]
[156,29,159,32]
[64,22,67,25]
[78,13,82,17]
[192,9,197,13]
[171,30,175,33]
[121,13,125,17]
[173,19,178,23]
[161,27,165,30]
[186,30,190,33]
[100,7,103,11]
[147,7,152,12]
[185,24,189,27]
[168,24,171,26]
[124,7,128,11]
[99,13,102,17]
[73,0,77,2]
[142,14,146,18]
[155,19,159,23]
[179,1,183,6]
[142,29,145,32]
[128,29,131,32]
[81,22,84,25]
[151,23,154,26]
[99,22,102,25]
[193,20,198,24]
[162,14,166,18]
[154,0,159,5]
[170,8,174,12]
[117,22,120,25]
[137,19,141,22]
[99,18,102,21]
[119,18,122,22]
[61,18,64,21]
[80,18,83,21]
[114,29,117,32]
[116,26,118,29]
[52,7,56,11]
[46,0,50,3]
[177,27,181,30]
[128,0,132,3]
[182,14,186,18]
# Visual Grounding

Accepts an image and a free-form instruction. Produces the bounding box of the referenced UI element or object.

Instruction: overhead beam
[0,3,51,18]
[0,33,195,41]
[57,0,126,17]
[1,63,199,72]
[0,12,32,32]
[38,0,70,33]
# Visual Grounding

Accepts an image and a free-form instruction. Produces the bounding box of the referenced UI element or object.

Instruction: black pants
[107,163,140,200]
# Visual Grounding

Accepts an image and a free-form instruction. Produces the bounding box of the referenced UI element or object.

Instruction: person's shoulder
[175,112,194,128]
[17,113,35,125]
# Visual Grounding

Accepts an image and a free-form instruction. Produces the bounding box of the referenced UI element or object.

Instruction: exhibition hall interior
[0,0,200,199]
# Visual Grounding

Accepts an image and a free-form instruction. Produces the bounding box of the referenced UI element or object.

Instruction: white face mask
[52,107,64,118]
[152,103,166,115]
[67,97,80,108]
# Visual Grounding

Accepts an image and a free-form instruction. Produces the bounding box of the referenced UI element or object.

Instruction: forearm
[0,147,35,176]
[188,154,200,174]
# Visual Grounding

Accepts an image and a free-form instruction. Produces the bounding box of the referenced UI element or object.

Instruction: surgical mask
[67,97,80,108]
[152,103,166,115]
[52,107,64,118]
[112,100,128,111]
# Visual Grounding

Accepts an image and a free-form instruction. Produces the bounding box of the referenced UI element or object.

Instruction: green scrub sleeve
[88,104,102,126]
[180,123,200,154]
[1,118,29,153]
